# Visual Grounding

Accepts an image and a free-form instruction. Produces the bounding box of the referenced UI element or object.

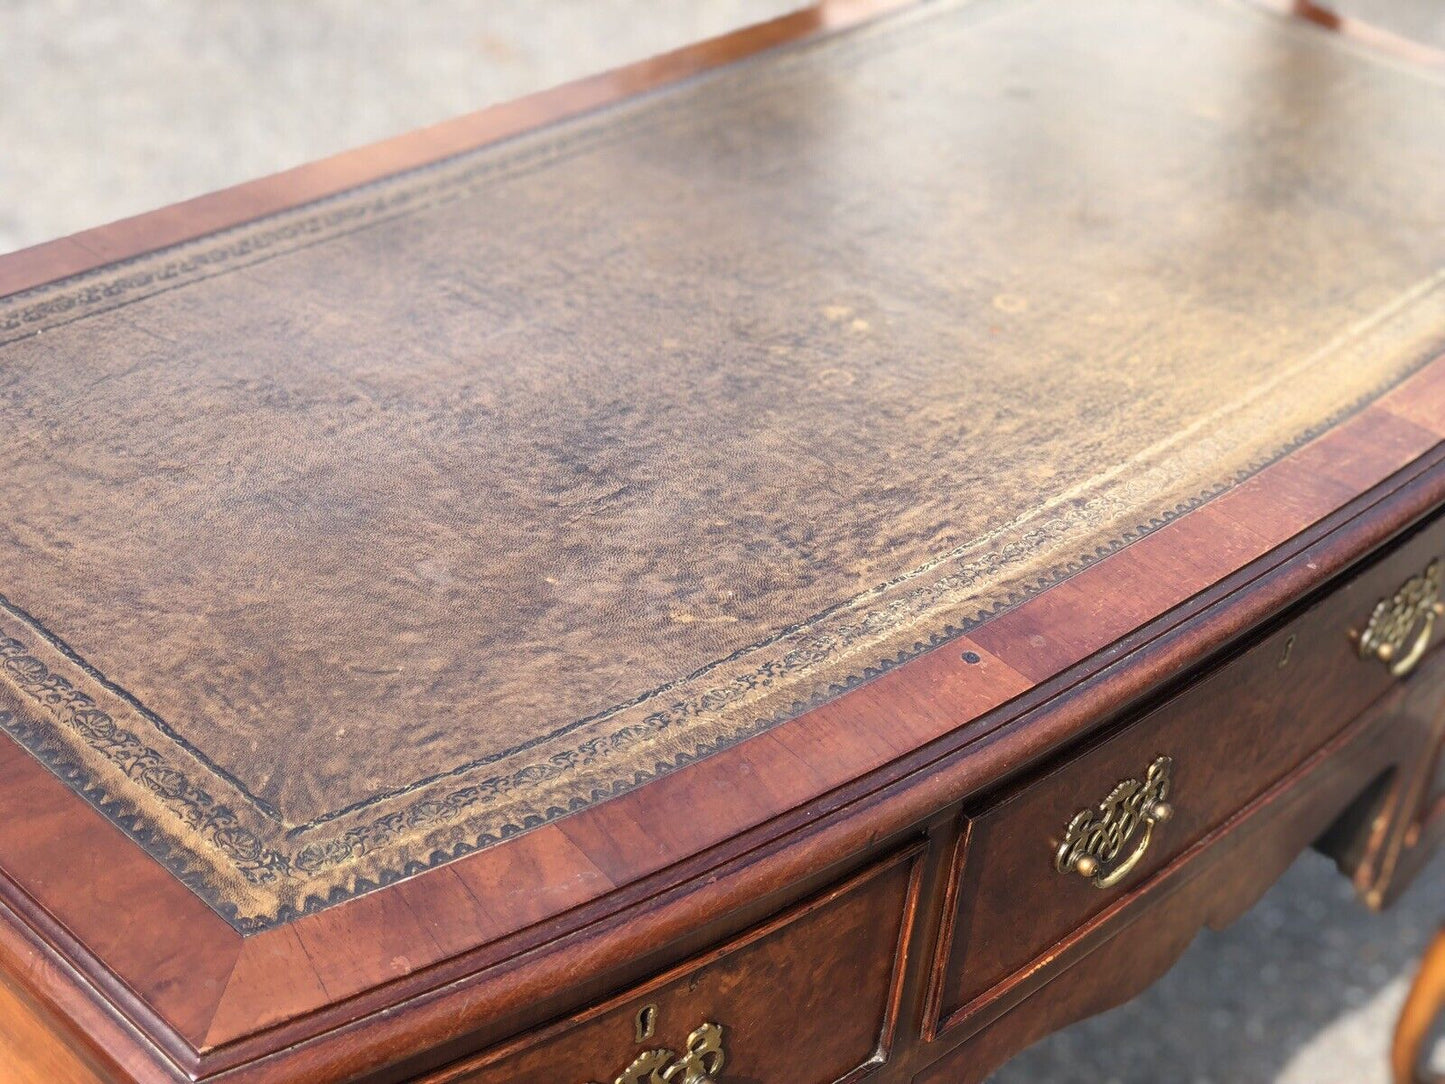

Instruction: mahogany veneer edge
[0,892,176,1083]
[0,719,242,1062]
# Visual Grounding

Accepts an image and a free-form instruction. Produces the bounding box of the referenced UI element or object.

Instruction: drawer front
[435,844,924,1084]
[931,510,1445,1030]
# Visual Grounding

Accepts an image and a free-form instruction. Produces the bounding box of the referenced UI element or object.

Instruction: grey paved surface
[0,0,798,253]
[2,3,1444,1081]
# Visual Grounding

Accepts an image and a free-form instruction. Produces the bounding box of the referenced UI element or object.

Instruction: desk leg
[1395,925,1445,1084]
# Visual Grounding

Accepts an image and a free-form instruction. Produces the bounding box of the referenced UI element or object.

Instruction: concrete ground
[2,3,1443,1081]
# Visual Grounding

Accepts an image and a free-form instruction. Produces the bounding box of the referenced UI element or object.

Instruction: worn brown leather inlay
[1,0,1444,927]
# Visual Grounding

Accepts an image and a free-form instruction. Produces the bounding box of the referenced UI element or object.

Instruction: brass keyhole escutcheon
[635,1004,657,1043]
[1054,755,1174,890]
[1357,559,1443,678]
[1277,634,1296,670]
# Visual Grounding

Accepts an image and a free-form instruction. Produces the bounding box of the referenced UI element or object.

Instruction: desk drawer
[432,843,924,1084]
[931,511,1445,1031]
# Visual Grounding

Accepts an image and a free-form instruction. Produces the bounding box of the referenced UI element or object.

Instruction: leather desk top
[3,0,1445,933]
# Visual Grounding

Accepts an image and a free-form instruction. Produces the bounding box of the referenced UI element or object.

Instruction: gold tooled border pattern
[2,0,1445,929]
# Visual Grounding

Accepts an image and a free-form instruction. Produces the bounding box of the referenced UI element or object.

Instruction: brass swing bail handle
[1066,798,1174,888]
[1356,559,1443,679]
[1054,755,1175,890]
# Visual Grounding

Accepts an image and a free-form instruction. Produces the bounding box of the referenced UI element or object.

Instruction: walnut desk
[2,1,1445,1081]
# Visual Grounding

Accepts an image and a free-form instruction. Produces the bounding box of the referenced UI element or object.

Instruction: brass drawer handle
[595,1020,726,1084]
[1054,755,1174,889]
[1357,559,1443,678]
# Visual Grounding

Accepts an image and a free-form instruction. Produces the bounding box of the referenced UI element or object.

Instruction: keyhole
[1278,634,1296,669]
[635,1003,657,1043]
